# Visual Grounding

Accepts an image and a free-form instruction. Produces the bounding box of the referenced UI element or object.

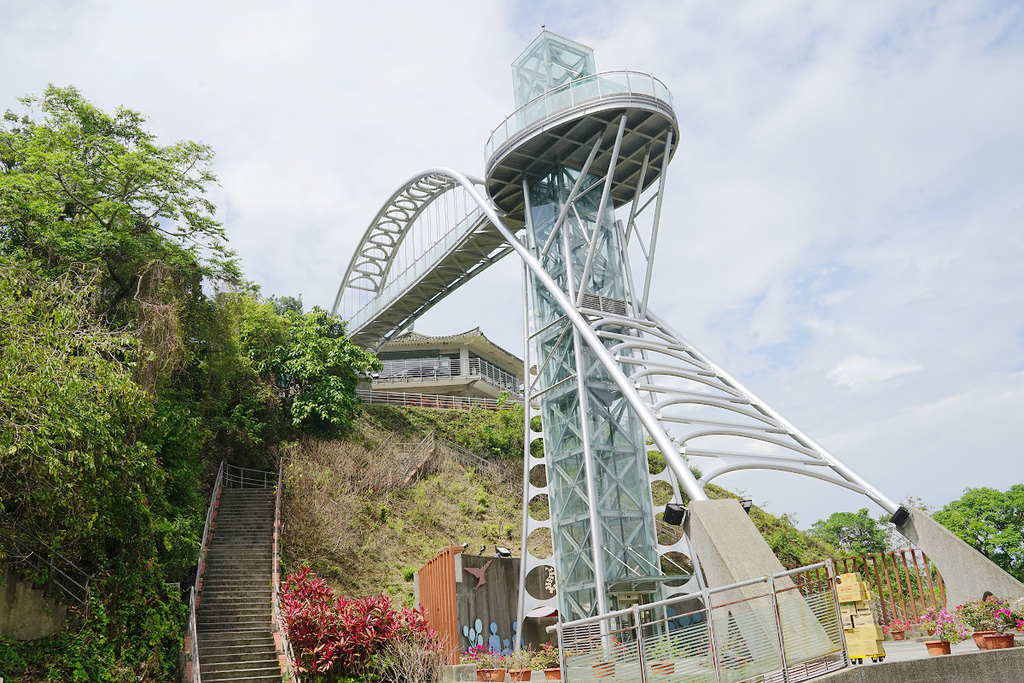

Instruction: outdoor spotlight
[890,505,911,527]
[663,503,686,526]
[369,372,380,380]
[740,499,752,514]
[460,542,469,550]
[495,546,512,558]
[479,545,486,555]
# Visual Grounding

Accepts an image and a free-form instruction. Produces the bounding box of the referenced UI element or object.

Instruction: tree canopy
[0,86,238,308]
[808,508,890,556]
[0,86,378,681]
[934,484,1024,582]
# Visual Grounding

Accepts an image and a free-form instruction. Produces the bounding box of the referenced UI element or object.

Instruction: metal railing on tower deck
[484,69,673,161]
[552,561,848,683]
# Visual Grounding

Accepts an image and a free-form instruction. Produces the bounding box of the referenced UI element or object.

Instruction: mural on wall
[458,554,519,654]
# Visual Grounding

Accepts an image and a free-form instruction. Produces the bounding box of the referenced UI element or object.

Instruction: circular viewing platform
[484,70,679,222]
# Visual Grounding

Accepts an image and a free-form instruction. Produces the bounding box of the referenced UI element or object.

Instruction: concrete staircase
[196,487,283,682]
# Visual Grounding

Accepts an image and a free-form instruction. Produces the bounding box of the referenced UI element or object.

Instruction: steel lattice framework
[333,30,905,643]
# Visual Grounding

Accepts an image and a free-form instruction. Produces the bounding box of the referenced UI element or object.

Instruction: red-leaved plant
[281,566,438,679]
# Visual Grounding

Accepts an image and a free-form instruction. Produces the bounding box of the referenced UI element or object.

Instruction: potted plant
[956,596,1010,649]
[882,617,911,641]
[924,608,970,656]
[504,647,535,681]
[982,607,1019,649]
[534,642,562,680]
[462,645,506,682]
[917,607,938,636]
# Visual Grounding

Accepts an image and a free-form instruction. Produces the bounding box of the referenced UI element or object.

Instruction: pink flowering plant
[955,596,1009,631]
[929,608,970,644]
[461,644,504,669]
[991,608,1018,633]
[882,618,912,637]
[917,607,939,634]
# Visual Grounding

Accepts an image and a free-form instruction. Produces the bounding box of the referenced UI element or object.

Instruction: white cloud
[828,355,923,392]
[2,0,1023,527]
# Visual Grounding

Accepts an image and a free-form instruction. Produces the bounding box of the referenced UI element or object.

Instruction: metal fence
[189,462,281,683]
[790,550,944,629]
[358,388,522,411]
[554,562,847,683]
[376,357,522,398]
[273,462,300,683]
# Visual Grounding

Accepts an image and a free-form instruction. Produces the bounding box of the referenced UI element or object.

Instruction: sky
[2,0,1023,531]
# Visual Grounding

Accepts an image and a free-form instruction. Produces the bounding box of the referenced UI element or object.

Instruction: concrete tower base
[686,498,833,663]
[686,499,788,588]
[898,507,1024,607]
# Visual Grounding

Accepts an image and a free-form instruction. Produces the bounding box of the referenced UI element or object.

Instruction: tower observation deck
[333,29,1024,658]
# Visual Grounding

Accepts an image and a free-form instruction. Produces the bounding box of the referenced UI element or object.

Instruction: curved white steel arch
[333,170,512,349]
[334,172,460,303]
[337,166,902,516]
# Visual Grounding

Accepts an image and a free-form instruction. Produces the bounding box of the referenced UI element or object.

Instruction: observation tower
[334,30,1024,656]
[485,32,690,626]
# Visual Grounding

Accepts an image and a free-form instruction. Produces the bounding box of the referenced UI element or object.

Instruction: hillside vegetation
[0,86,379,682]
[281,406,839,605]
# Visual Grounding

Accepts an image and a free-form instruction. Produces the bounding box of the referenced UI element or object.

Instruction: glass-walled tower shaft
[526,165,659,623]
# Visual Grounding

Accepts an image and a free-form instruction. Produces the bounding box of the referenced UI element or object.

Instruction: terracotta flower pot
[891,631,906,641]
[477,668,506,682]
[592,661,616,678]
[983,633,1015,649]
[924,640,951,656]
[543,667,561,680]
[972,630,997,649]
[508,669,532,681]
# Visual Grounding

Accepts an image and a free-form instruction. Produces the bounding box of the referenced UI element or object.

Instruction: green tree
[933,484,1024,582]
[0,85,238,320]
[242,302,381,431]
[808,508,889,556]
[0,259,159,559]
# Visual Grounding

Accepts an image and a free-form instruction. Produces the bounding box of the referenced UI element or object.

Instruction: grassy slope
[280,406,837,604]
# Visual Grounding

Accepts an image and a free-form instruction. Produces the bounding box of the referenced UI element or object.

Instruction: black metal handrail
[0,522,92,612]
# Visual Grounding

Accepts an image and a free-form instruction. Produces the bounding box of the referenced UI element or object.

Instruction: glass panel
[512,32,596,109]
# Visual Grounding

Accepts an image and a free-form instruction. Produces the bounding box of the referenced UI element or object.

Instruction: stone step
[196,477,281,681]
[198,611,273,624]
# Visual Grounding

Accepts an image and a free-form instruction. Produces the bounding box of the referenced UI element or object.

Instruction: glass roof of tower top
[512,31,596,108]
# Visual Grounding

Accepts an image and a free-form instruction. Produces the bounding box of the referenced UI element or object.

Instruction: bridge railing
[485,70,673,161]
[344,204,487,332]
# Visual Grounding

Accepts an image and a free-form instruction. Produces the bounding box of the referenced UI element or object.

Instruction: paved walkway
[852,637,985,664]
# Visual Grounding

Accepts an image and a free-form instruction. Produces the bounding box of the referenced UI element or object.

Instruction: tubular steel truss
[332,171,512,349]
[334,164,902,515]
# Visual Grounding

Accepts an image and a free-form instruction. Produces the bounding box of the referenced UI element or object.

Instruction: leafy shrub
[281,566,437,680]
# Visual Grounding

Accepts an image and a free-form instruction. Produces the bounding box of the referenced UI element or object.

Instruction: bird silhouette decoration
[464,559,494,589]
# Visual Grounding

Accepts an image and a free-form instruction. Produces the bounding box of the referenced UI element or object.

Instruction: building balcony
[374,357,523,400]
